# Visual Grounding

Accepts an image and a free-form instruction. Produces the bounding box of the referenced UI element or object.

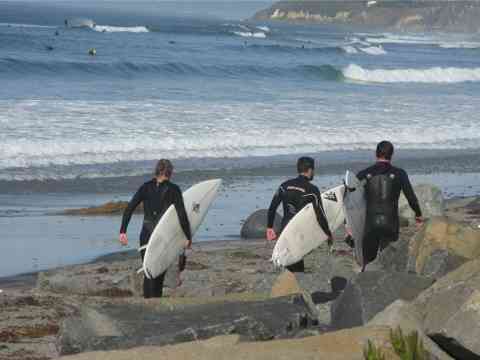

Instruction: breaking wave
[342,64,480,83]
[93,25,149,33]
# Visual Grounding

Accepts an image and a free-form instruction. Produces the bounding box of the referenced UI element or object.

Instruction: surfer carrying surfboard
[266,157,332,272]
[357,141,423,269]
[119,159,192,298]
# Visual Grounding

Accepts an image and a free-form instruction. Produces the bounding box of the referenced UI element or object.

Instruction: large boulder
[37,261,139,298]
[408,217,480,278]
[271,271,302,298]
[369,235,411,273]
[399,184,444,224]
[331,271,434,330]
[413,259,480,359]
[240,209,282,239]
[58,295,319,355]
[368,300,454,360]
[60,326,401,360]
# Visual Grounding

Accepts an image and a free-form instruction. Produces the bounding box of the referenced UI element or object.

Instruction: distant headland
[253,1,480,32]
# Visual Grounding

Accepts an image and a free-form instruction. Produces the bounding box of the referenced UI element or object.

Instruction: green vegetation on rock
[390,327,429,360]
[363,340,386,360]
[364,327,430,360]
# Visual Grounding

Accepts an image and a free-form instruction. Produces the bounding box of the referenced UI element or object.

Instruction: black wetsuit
[267,175,332,272]
[357,162,422,264]
[120,179,191,298]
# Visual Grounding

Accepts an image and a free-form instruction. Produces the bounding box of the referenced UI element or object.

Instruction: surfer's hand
[184,239,192,249]
[327,236,333,248]
[415,217,424,229]
[266,228,277,241]
[119,233,128,246]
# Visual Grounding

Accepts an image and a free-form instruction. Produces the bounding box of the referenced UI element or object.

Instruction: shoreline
[0,238,268,290]
[0,190,475,286]
[2,148,480,193]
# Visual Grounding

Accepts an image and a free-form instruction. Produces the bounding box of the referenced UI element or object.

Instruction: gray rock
[414,259,480,359]
[370,237,410,273]
[407,217,480,279]
[368,300,454,360]
[421,249,468,279]
[240,209,282,239]
[59,295,320,355]
[399,184,444,225]
[331,271,434,330]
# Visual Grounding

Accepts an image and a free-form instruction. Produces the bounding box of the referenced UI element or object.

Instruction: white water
[0,97,479,178]
[343,64,480,83]
[359,46,387,55]
[233,31,266,39]
[93,25,149,33]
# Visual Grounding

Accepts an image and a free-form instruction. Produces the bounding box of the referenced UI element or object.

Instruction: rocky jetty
[2,186,480,359]
[253,1,480,32]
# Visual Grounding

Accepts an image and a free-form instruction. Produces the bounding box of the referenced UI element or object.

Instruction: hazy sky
[0,0,272,23]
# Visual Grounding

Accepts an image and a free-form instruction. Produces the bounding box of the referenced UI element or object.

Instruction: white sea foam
[359,46,387,55]
[341,45,359,54]
[233,31,266,39]
[439,42,480,49]
[345,36,371,47]
[365,34,436,45]
[0,97,479,179]
[0,22,56,29]
[343,64,480,83]
[256,26,270,33]
[93,25,149,33]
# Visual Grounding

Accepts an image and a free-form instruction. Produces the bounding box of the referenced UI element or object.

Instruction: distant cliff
[253,1,480,32]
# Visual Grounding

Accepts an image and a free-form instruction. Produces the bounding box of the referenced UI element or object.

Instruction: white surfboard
[140,179,222,279]
[271,184,346,267]
[343,170,367,268]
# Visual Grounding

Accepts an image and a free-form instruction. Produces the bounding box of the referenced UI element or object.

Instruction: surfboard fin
[138,245,147,252]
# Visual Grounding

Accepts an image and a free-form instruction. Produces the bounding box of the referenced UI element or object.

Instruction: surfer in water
[266,157,332,272]
[119,159,192,298]
[358,141,423,269]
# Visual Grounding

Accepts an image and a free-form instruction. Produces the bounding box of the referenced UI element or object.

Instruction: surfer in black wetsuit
[266,157,332,272]
[357,141,423,268]
[119,159,192,298]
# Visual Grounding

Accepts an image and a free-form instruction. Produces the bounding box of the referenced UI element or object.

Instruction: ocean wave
[438,42,480,49]
[256,25,270,33]
[346,36,371,47]
[0,57,342,80]
[341,44,386,55]
[342,64,480,83]
[365,34,436,45]
[0,22,56,29]
[233,31,266,39]
[359,46,387,55]
[341,45,359,54]
[93,25,149,33]
[1,94,479,181]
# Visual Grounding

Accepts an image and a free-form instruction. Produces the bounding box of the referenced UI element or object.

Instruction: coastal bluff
[253,1,480,32]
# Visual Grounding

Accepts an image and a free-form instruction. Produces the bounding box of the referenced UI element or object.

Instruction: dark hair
[376,141,394,160]
[297,156,315,174]
[155,159,173,177]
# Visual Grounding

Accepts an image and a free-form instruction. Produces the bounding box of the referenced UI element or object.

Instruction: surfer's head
[376,141,394,161]
[297,156,315,180]
[155,159,173,179]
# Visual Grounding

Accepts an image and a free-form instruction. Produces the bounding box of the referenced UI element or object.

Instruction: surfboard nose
[207,178,222,190]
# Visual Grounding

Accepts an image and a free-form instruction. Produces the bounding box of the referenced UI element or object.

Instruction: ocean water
[1,0,480,277]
